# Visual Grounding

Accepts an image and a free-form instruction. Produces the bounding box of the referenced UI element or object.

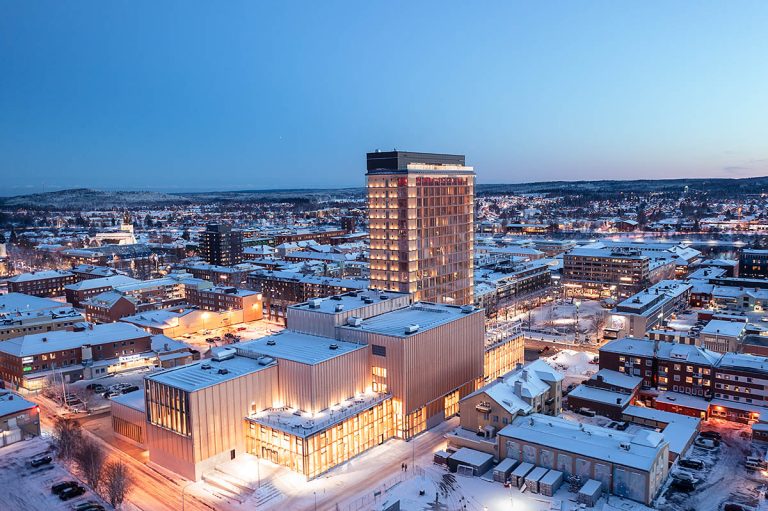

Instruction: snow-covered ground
[377,462,655,511]
[0,437,111,511]
[656,419,768,511]
[543,349,600,387]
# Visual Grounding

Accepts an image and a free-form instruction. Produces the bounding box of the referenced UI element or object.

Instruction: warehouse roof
[499,414,667,471]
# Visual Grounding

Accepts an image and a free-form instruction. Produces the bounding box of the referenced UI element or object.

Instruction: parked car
[102,390,121,399]
[671,471,697,484]
[679,458,705,470]
[237,327,247,331]
[30,455,52,467]
[59,485,86,501]
[52,481,79,495]
[121,385,140,394]
[700,430,722,440]
[723,503,757,511]
[695,437,718,449]
[73,503,106,511]
[577,408,596,417]
[671,479,695,492]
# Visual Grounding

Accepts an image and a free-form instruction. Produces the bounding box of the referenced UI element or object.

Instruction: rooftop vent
[266,339,277,346]
[329,344,339,350]
[335,304,344,312]
[347,316,363,327]
[405,324,420,334]
[461,305,475,313]
[201,363,212,370]
[330,296,343,301]
[308,298,322,309]
[380,294,389,300]
[212,347,236,362]
[620,442,631,451]
[218,368,229,375]
[363,297,374,304]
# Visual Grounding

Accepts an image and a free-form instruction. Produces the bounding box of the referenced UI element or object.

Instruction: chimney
[514,380,523,397]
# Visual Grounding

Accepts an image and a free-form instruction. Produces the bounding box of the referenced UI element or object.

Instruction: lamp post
[574,299,581,344]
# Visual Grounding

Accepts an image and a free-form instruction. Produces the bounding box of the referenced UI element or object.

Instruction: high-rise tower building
[366,150,475,305]
[199,224,243,267]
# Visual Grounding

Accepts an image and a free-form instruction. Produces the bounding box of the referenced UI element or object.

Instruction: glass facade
[368,169,475,305]
[145,380,191,437]
[246,398,395,479]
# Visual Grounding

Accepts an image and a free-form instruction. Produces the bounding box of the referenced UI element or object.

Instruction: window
[645,360,652,366]
[372,345,387,357]
[674,375,680,381]
[685,377,693,384]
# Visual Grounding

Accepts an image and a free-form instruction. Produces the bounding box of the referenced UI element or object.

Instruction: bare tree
[588,311,608,341]
[102,460,130,508]
[75,438,106,489]
[52,417,82,461]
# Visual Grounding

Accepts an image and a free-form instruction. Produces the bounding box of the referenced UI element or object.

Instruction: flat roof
[65,275,140,291]
[248,391,390,437]
[0,293,68,313]
[237,331,366,365]
[110,388,145,412]
[701,319,746,338]
[0,391,37,417]
[146,355,274,392]
[568,385,633,408]
[7,270,73,282]
[0,322,149,357]
[499,414,666,471]
[342,302,478,337]
[289,289,408,315]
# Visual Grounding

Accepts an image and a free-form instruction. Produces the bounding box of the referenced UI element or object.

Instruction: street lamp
[574,299,581,344]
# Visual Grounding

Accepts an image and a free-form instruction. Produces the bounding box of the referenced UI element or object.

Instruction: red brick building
[7,270,77,297]
[0,322,153,389]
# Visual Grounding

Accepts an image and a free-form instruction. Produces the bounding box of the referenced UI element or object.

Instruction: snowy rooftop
[615,280,691,315]
[592,369,643,390]
[568,385,633,407]
[289,288,406,315]
[701,319,746,338]
[237,331,365,365]
[600,337,657,357]
[0,391,37,417]
[0,293,69,314]
[146,355,275,392]
[717,352,768,373]
[64,275,140,291]
[656,342,721,366]
[110,388,145,412]
[7,270,73,282]
[343,302,478,337]
[623,405,700,456]
[449,447,493,467]
[248,391,390,437]
[121,309,193,329]
[463,360,560,416]
[655,391,709,411]
[499,414,667,471]
[0,322,149,357]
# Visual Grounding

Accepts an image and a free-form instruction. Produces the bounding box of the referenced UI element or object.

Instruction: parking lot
[658,419,767,511]
[0,437,110,511]
[174,319,280,352]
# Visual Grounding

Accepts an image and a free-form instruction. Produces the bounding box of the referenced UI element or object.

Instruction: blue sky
[1,1,767,194]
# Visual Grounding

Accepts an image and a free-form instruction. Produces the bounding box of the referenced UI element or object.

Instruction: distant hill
[0,188,194,209]
[2,176,766,209]
[476,176,768,195]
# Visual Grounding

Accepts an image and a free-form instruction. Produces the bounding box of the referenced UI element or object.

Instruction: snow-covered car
[694,437,718,449]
